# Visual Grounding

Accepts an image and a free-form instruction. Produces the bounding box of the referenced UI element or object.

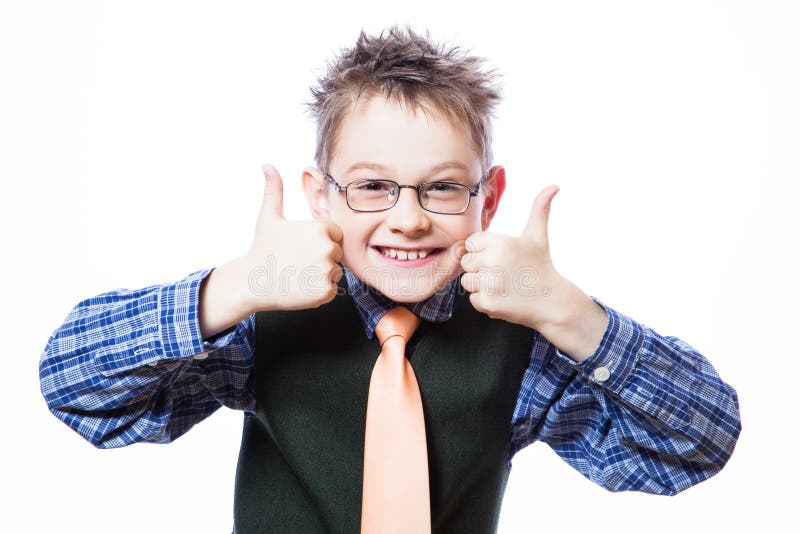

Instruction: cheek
[439,218,481,242]
[327,197,345,220]
[337,217,379,249]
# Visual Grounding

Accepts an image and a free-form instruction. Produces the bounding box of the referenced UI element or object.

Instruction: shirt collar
[342,266,459,339]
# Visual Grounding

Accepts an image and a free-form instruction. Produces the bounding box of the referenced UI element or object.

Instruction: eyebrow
[344,160,470,175]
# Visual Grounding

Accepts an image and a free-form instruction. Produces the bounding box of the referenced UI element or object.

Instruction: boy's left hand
[459,185,609,361]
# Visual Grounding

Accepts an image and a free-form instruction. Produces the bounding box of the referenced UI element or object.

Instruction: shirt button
[593,366,611,382]
[147,361,158,367]
[193,351,209,360]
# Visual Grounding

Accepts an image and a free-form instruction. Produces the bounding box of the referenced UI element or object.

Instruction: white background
[1,1,797,532]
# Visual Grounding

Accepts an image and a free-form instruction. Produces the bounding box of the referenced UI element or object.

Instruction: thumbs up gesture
[460,185,607,358]
[198,164,345,340]
[243,164,344,311]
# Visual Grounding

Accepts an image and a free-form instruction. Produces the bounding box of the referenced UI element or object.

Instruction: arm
[39,164,345,448]
[508,297,742,495]
[459,182,740,493]
[39,268,256,448]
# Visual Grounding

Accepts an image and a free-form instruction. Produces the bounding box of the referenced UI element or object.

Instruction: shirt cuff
[202,323,240,350]
[551,296,644,393]
[157,267,215,359]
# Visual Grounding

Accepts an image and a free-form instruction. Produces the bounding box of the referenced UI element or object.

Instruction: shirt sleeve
[508,297,742,495]
[39,268,256,449]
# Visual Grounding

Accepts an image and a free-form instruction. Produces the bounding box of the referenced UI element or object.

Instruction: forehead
[329,94,481,177]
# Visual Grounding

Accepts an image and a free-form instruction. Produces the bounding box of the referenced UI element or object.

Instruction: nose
[385,187,432,235]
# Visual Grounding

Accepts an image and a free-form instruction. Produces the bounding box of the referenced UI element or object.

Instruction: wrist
[534,281,609,363]
[199,256,257,340]
[229,254,265,315]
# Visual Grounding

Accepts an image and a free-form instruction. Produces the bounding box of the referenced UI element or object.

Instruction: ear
[302,167,331,220]
[480,165,506,230]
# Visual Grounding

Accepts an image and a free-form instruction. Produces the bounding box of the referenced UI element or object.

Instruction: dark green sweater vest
[233,279,534,533]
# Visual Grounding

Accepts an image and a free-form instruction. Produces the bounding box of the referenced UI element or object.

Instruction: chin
[375,270,458,303]
[383,287,437,304]
[343,255,460,303]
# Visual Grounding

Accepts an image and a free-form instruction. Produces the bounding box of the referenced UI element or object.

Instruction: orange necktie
[361,306,431,534]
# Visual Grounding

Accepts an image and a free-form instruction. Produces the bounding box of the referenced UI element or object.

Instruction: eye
[424,181,468,194]
[355,180,393,191]
[430,182,459,192]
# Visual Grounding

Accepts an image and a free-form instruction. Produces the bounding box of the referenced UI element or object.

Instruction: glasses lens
[346,180,398,211]
[420,182,470,214]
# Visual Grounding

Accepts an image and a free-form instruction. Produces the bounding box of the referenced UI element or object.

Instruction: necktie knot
[375,306,421,347]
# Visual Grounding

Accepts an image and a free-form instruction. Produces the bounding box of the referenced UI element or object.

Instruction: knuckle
[322,241,336,258]
[460,274,471,291]
[323,283,338,301]
[480,296,497,317]
[469,292,484,310]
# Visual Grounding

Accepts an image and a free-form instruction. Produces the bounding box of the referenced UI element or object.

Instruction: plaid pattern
[40,267,740,495]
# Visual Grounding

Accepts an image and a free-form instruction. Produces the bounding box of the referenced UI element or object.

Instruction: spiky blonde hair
[305,24,503,178]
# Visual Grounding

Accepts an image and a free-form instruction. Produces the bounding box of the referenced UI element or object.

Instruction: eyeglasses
[324,173,487,214]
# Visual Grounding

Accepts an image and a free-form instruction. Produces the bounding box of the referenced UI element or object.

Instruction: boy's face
[303,94,505,303]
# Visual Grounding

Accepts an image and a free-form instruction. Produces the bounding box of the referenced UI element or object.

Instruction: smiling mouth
[372,246,445,261]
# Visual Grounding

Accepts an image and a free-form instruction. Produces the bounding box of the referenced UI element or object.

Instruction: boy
[39,25,741,533]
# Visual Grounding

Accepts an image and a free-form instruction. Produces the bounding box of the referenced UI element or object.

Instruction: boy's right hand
[199,164,344,340]
[242,164,344,312]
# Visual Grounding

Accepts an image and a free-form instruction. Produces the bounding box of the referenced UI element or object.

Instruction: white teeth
[379,247,434,261]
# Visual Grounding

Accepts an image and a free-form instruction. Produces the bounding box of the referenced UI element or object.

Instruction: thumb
[522,185,560,243]
[258,163,285,221]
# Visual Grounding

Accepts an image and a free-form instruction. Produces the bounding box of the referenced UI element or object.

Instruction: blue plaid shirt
[39,267,741,495]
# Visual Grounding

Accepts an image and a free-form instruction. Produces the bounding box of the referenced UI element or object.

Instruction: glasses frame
[323,172,488,214]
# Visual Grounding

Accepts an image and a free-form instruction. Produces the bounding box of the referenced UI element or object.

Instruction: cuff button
[593,366,611,382]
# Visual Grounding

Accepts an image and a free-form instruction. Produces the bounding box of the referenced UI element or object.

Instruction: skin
[301,94,502,303]
[199,93,609,361]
